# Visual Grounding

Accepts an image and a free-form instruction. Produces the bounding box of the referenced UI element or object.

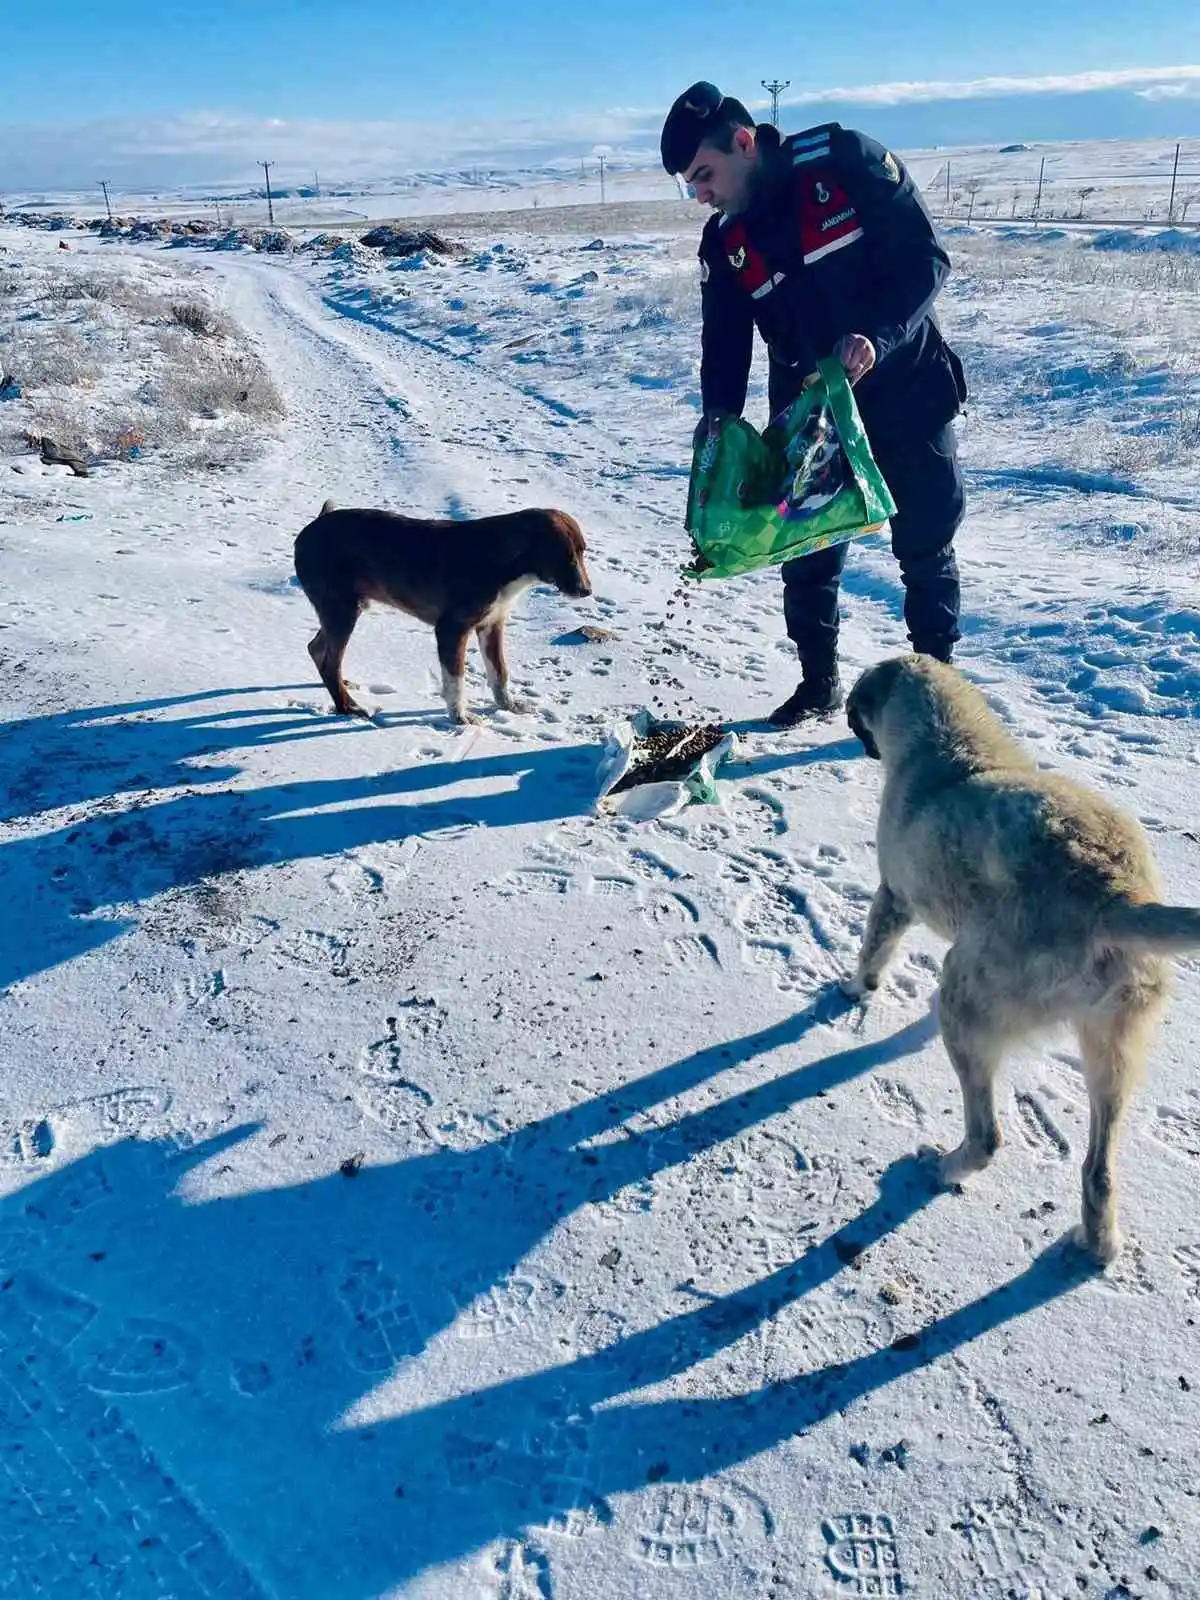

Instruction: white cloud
[1135,80,1200,102]
[777,64,1200,112]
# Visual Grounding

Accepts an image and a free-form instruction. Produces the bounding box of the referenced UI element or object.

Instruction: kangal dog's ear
[846,656,911,761]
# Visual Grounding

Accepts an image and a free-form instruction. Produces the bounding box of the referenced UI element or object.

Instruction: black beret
[660,81,754,174]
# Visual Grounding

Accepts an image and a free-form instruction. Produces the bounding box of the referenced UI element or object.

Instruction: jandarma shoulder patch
[881,150,901,183]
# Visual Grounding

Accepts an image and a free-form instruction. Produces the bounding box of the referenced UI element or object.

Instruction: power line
[259,160,275,227]
[761,79,790,128]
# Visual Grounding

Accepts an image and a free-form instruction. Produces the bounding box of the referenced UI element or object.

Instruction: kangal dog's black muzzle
[846,700,881,761]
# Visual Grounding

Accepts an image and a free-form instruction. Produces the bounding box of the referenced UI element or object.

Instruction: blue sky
[3,1,1200,189]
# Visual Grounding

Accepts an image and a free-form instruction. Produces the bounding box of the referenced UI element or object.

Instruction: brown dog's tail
[1096,902,1200,954]
[318,497,336,516]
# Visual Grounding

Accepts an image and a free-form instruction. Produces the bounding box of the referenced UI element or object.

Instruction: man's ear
[733,126,757,156]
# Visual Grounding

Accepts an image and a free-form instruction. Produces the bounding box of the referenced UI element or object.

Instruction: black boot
[913,639,954,664]
[768,666,843,728]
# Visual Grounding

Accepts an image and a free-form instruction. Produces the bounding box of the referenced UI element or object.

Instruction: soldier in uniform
[662,82,968,725]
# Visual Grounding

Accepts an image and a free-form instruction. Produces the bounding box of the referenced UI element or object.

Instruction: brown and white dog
[294,500,592,723]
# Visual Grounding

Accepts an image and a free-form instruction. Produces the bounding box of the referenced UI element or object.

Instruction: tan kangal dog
[844,654,1200,1263]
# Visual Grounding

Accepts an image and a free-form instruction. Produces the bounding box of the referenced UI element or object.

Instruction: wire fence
[921,146,1200,228]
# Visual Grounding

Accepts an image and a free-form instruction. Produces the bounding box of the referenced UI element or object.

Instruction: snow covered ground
[0,248,285,471]
[4,165,682,231]
[1,208,1200,1598]
[9,133,1199,231]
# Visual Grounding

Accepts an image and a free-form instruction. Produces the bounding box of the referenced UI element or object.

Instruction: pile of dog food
[608,719,727,795]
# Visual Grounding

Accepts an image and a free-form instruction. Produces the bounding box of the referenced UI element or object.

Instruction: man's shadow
[722,733,863,780]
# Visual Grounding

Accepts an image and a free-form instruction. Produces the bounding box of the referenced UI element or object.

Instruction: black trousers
[781,421,965,670]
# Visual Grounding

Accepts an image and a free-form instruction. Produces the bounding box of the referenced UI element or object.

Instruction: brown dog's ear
[494,509,585,571]
[547,509,586,551]
[483,512,539,567]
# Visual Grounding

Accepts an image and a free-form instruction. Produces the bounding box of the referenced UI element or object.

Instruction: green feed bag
[684,357,897,581]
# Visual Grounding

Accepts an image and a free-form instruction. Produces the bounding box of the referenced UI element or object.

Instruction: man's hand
[835,333,876,385]
[692,410,728,449]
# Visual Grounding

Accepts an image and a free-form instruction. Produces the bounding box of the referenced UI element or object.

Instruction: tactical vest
[717,128,864,303]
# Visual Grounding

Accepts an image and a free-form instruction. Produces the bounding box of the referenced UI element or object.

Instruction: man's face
[682,128,757,215]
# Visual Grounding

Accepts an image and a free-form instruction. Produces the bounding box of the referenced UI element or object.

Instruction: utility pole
[761,78,790,128]
[99,180,113,222]
[259,160,275,226]
[313,170,321,199]
[599,152,607,204]
[945,160,951,208]
[1168,140,1181,221]
[1033,155,1045,217]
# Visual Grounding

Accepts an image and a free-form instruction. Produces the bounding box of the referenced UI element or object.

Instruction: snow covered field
[1,202,1200,1598]
[8,133,1199,230]
[0,250,284,472]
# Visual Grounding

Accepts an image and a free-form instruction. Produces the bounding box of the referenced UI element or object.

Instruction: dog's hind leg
[477,621,528,713]
[1073,1002,1157,1264]
[937,942,1007,1184]
[312,604,367,717]
[436,618,474,725]
[844,883,913,998]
